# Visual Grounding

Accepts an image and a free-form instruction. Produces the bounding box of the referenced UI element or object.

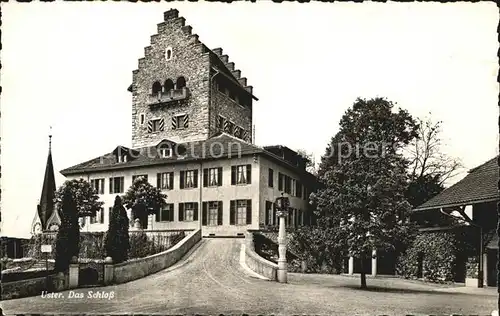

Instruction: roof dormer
[112,146,139,163]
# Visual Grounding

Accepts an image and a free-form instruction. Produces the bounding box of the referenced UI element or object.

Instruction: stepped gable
[127,9,256,100]
[209,46,256,99]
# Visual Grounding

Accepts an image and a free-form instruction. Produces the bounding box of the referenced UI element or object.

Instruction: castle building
[56,9,316,237]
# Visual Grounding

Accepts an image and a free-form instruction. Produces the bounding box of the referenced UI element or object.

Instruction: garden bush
[396,231,456,283]
[2,268,56,282]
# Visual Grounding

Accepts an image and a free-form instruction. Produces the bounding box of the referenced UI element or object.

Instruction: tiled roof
[414,156,499,211]
[59,133,314,180]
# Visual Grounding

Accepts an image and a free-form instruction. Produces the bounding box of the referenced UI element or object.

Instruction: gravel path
[1,238,496,315]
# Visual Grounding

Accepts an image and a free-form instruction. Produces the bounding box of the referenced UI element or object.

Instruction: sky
[1,2,498,238]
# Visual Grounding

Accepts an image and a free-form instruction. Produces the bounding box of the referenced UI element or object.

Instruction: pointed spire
[37,128,56,230]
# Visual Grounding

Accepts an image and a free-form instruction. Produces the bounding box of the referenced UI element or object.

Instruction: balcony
[148,87,190,108]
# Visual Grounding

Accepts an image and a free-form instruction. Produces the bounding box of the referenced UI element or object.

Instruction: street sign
[41,244,52,253]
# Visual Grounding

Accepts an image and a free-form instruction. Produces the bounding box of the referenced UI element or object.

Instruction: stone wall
[1,273,67,300]
[244,232,277,281]
[131,10,211,147]
[111,228,201,284]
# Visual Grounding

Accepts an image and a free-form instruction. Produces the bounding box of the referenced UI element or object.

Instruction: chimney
[164,9,179,21]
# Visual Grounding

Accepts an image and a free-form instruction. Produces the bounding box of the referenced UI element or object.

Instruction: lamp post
[275,193,290,283]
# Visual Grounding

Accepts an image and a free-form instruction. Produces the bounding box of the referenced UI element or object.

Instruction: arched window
[152,81,162,95]
[164,79,174,93]
[176,76,186,89]
[165,47,172,61]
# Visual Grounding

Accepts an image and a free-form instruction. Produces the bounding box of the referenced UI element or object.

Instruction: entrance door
[487,248,498,287]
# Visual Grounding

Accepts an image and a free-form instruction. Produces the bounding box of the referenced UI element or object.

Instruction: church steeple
[37,129,56,230]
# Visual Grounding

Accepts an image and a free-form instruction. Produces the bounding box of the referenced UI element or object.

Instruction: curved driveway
[1,238,496,315]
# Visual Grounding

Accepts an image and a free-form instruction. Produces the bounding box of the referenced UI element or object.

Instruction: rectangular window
[91,207,104,224]
[303,186,308,201]
[202,201,223,226]
[296,181,303,198]
[265,201,274,226]
[159,148,172,158]
[284,175,291,194]
[148,118,165,133]
[224,120,234,134]
[109,176,124,194]
[231,164,251,185]
[180,169,198,189]
[233,126,242,138]
[230,199,252,225]
[157,172,174,190]
[278,172,284,191]
[132,174,148,183]
[172,114,189,130]
[90,178,105,194]
[156,204,174,222]
[203,167,222,187]
[178,202,198,222]
[140,113,145,125]
[291,178,297,196]
[117,154,127,163]
[268,168,274,187]
[216,115,225,130]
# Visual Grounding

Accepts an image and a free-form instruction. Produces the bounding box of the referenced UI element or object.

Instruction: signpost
[41,244,52,291]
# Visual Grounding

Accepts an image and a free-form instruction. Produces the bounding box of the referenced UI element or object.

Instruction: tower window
[172,114,189,130]
[152,81,162,95]
[176,76,186,89]
[164,79,174,94]
[140,114,145,125]
[148,118,165,133]
[165,47,172,61]
[216,115,225,130]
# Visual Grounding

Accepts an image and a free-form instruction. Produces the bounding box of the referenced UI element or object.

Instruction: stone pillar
[104,257,114,285]
[148,214,153,230]
[371,249,377,277]
[133,218,141,230]
[277,214,287,283]
[68,258,79,289]
[348,257,354,275]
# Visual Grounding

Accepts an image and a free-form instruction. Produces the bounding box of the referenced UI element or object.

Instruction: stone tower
[129,9,258,148]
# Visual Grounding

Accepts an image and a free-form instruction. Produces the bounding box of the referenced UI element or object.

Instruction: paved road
[1,238,496,315]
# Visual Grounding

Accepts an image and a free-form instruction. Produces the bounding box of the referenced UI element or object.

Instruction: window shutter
[100,180,104,194]
[231,166,236,185]
[180,171,185,189]
[217,201,223,225]
[193,170,199,188]
[178,203,184,221]
[157,173,161,189]
[268,168,273,187]
[169,172,174,189]
[193,202,199,221]
[217,167,223,186]
[169,204,174,221]
[265,201,270,226]
[246,200,252,225]
[155,208,160,222]
[246,164,251,184]
[278,173,283,191]
[202,202,208,226]
[230,200,235,225]
[109,178,113,194]
[203,169,208,187]
[100,208,104,223]
[297,181,302,197]
[120,177,124,193]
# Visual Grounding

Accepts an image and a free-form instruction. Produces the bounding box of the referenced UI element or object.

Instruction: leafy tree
[405,115,464,226]
[55,179,104,218]
[296,149,318,176]
[122,176,167,229]
[104,196,130,264]
[54,189,80,272]
[312,97,419,288]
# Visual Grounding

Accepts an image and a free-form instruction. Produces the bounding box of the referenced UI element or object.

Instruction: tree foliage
[311,97,419,288]
[55,179,104,218]
[296,149,317,176]
[121,176,167,229]
[104,196,130,264]
[54,189,80,272]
